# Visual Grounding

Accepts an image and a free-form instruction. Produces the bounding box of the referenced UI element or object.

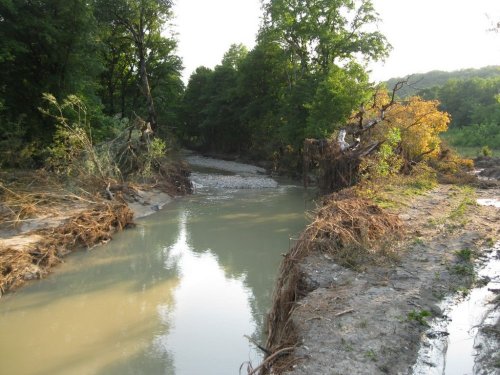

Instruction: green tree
[179,0,390,173]
[97,18,136,117]
[0,0,101,142]
[420,77,500,128]
[256,0,389,162]
[181,45,251,154]
[306,62,371,138]
[221,43,248,70]
[260,0,390,77]
[94,0,175,132]
[180,66,214,146]
[237,42,289,158]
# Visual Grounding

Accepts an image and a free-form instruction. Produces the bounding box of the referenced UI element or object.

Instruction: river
[0,158,311,375]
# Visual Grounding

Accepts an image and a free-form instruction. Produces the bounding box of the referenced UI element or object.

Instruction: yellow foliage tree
[366,91,450,164]
[385,96,450,162]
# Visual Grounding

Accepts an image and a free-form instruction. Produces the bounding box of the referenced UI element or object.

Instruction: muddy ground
[272,182,500,375]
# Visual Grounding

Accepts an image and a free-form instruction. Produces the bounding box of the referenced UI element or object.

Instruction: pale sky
[172,0,500,83]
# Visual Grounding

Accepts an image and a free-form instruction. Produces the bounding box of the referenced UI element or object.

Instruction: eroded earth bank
[264,180,500,375]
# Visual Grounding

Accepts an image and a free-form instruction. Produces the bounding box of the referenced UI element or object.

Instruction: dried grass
[0,202,133,295]
[0,159,190,297]
[263,191,404,374]
[0,172,97,229]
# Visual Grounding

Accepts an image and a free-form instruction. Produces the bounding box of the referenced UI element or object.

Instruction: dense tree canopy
[94,0,177,132]
[0,0,183,166]
[179,0,390,171]
[3,0,471,175]
[0,0,99,140]
[415,74,500,150]
[261,0,389,75]
[419,76,500,128]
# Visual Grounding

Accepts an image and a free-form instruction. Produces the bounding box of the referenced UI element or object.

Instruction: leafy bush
[42,94,114,181]
[0,116,41,169]
[42,94,167,184]
[482,145,493,157]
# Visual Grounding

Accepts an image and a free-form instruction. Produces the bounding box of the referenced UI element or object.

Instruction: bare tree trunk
[138,46,157,132]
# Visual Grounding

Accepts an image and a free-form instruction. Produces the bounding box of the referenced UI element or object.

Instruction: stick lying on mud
[335,308,354,317]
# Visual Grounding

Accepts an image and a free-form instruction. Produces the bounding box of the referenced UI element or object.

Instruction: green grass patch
[448,186,477,221]
[454,248,474,262]
[407,309,432,326]
[451,264,475,277]
[445,145,500,158]
[442,126,500,157]
[365,349,377,362]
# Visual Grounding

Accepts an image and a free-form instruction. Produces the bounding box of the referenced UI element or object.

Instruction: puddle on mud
[477,198,500,208]
[412,242,500,375]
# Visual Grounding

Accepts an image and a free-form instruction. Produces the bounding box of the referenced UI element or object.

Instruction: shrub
[481,145,493,157]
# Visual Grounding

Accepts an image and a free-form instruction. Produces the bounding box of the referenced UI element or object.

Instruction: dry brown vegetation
[0,197,133,295]
[0,158,191,296]
[263,190,403,373]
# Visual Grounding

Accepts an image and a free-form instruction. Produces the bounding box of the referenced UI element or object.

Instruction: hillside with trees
[385,65,500,98]
[382,67,500,155]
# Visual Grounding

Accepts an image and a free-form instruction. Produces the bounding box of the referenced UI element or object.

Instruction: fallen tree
[303,80,451,193]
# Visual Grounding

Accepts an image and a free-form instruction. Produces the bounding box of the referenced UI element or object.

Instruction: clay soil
[265,181,500,374]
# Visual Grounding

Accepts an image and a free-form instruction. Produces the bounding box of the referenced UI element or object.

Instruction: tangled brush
[0,202,133,295]
[264,192,404,374]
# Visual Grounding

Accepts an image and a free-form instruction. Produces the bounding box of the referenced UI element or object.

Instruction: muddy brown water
[0,184,310,375]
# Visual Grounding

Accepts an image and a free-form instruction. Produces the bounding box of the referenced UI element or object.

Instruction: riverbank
[264,179,500,374]
[0,155,309,375]
[0,162,191,296]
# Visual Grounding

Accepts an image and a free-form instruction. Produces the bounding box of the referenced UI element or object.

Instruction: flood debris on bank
[261,180,500,375]
[254,80,499,375]
[0,201,133,294]
[263,190,404,373]
[0,102,194,297]
[0,158,192,297]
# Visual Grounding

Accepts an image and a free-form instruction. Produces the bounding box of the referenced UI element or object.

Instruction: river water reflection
[0,185,310,375]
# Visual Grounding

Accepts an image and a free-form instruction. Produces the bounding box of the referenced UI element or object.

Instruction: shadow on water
[36,318,175,375]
